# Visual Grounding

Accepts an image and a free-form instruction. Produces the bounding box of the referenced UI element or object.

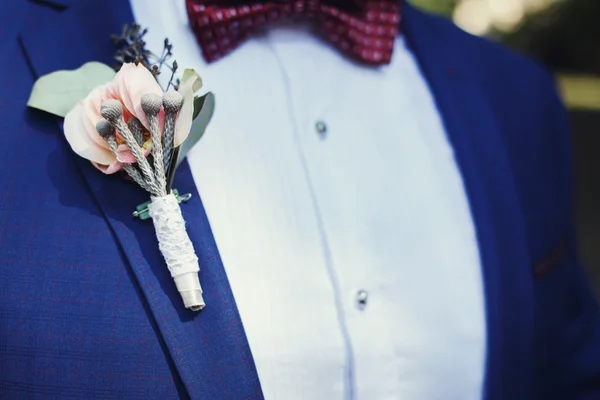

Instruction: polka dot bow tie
[186,0,403,65]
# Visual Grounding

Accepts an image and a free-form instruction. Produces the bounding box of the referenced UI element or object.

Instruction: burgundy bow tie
[186,0,402,65]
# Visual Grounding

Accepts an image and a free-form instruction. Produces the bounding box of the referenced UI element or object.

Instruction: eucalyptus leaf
[192,94,208,121]
[27,62,116,117]
[176,92,215,169]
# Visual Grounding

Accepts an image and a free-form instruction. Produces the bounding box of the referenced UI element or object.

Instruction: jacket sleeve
[533,72,600,399]
[551,244,600,400]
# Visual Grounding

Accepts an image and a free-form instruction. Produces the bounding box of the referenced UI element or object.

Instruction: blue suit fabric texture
[1,0,600,399]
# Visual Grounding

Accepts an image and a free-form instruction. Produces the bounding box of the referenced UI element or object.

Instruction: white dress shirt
[131,1,488,399]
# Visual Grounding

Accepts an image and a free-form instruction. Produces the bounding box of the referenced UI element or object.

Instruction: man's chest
[131,2,488,396]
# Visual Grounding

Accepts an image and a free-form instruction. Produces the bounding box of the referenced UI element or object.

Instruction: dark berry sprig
[112,23,180,91]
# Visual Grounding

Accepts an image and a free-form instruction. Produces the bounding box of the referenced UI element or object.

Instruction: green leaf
[27,62,116,117]
[176,92,215,169]
[192,94,208,120]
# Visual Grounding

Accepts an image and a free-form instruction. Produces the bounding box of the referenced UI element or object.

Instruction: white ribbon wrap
[148,193,205,311]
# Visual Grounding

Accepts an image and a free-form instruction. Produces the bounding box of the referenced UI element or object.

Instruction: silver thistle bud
[96,119,115,140]
[127,117,145,146]
[99,99,124,122]
[141,93,163,117]
[163,90,184,114]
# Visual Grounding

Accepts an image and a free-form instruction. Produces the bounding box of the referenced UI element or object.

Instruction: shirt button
[315,121,327,138]
[356,289,368,310]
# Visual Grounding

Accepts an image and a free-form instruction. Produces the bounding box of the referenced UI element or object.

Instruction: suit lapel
[19,1,262,398]
[402,5,535,399]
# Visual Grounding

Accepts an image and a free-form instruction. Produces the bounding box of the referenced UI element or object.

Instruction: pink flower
[63,63,194,174]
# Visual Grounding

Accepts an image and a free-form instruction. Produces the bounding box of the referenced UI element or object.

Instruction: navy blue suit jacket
[1,0,600,398]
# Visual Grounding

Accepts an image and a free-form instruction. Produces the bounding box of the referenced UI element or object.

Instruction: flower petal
[174,69,202,146]
[92,160,123,175]
[116,141,152,164]
[116,144,137,164]
[80,85,115,150]
[115,63,163,129]
[64,102,115,165]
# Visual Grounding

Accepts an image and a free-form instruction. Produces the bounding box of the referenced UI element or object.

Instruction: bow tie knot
[186,0,402,65]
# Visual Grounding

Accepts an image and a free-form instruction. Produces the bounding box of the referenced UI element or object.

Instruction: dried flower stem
[100,100,159,193]
[112,23,180,91]
[141,94,167,197]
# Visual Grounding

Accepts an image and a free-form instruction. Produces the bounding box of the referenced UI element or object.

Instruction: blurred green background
[409,0,600,295]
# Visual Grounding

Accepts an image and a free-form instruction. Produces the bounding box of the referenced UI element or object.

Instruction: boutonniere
[27,24,215,312]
